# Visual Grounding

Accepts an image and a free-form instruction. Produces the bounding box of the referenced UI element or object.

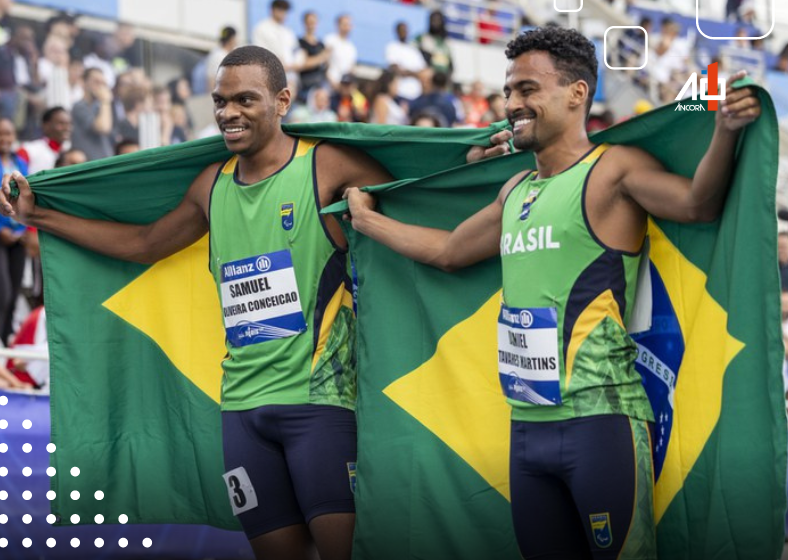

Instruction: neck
[236,129,295,184]
[533,128,594,179]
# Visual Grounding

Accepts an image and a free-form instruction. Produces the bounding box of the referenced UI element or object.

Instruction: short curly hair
[505,27,597,114]
[220,45,287,95]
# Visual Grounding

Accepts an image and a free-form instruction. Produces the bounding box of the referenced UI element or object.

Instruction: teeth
[225,127,244,133]
[514,119,532,127]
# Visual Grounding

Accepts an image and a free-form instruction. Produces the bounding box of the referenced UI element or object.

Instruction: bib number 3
[223,467,259,516]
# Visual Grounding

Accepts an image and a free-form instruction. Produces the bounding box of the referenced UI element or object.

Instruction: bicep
[141,166,214,261]
[618,148,694,222]
[316,144,394,202]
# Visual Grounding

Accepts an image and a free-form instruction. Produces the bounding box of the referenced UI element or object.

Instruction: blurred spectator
[461,80,489,127]
[71,67,114,161]
[478,8,503,45]
[115,140,139,155]
[649,18,690,103]
[296,11,330,104]
[38,34,71,110]
[0,0,11,46]
[779,231,788,291]
[115,83,149,144]
[416,10,453,76]
[253,0,299,86]
[385,21,427,102]
[330,73,368,122]
[410,71,458,127]
[83,35,117,89]
[6,304,47,389]
[289,87,337,124]
[54,148,86,167]
[107,22,142,73]
[206,26,238,92]
[410,111,442,127]
[17,106,71,173]
[325,14,357,88]
[0,118,27,346]
[481,93,506,124]
[153,85,186,145]
[3,25,43,129]
[369,70,408,125]
[44,13,74,53]
[618,17,650,69]
[776,44,788,71]
[0,117,27,176]
[726,0,743,21]
[67,57,84,107]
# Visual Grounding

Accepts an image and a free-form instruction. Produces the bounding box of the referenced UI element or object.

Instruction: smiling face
[212,64,291,156]
[504,51,588,153]
[0,119,15,156]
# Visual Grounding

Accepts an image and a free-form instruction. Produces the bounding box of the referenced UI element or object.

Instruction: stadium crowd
[0,0,785,396]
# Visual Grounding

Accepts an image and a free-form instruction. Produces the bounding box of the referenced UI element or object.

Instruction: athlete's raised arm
[344,170,529,272]
[0,163,218,264]
[613,71,760,223]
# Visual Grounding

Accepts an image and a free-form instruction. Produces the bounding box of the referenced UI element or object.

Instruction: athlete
[345,27,761,559]
[0,45,509,560]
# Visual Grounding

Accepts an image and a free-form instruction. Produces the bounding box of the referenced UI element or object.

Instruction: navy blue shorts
[510,415,657,560]
[221,404,357,539]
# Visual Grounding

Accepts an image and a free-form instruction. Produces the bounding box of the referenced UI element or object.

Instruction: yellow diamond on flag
[384,219,743,518]
[102,236,226,404]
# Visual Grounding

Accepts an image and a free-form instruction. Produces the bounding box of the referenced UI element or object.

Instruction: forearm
[93,101,113,134]
[690,126,741,220]
[352,207,454,271]
[27,207,155,263]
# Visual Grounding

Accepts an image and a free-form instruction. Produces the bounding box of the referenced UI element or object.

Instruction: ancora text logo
[674,103,706,112]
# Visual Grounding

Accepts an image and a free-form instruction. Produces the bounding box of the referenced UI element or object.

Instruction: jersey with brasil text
[499,144,653,423]
[209,137,355,412]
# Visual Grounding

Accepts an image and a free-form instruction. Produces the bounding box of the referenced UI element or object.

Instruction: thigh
[282,404,358,524]
[222,409,305,540]
[510,420,593,560]
[564,416,657,560]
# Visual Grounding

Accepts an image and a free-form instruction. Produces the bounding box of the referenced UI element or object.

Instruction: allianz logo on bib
[501,226,560,255]
[502,308,533,327]
[255,256,272,272]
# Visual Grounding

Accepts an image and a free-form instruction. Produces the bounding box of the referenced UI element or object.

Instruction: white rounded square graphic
[696,0,774,40]
[603,27,648,71]
[554,0,583,13]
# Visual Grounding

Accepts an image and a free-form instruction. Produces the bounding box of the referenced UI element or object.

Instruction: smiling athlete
[345,27,761,559]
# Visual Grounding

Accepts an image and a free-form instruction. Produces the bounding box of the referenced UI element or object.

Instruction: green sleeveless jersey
[209,137,356,412]
[498,144,653,423]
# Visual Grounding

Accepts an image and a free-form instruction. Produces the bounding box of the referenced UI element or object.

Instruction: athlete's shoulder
[315,142,393,196]
[603,144,665,172]
[498,169,532,204]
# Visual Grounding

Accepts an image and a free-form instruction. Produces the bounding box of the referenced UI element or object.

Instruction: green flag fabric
[32,91,784,559]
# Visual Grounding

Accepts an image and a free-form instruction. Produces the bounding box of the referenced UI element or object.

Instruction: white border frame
[603,26,648,71]
[554,0,583,13]
[695,0,775,40]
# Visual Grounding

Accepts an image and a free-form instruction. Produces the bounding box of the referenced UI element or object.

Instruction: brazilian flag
[30,87,784,559]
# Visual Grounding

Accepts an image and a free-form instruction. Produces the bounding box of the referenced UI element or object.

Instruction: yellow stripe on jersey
[311,283,354,371]
[295,137,321,158]
[580,143,610,165]
[564,288,625,389]
[220,155,238,175]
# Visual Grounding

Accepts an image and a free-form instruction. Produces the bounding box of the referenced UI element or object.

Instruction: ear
[277,87,292,117]
[568,80,589,112]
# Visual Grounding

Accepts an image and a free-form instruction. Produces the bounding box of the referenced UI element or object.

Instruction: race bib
[498,304,562,405]
[220,250,307,347]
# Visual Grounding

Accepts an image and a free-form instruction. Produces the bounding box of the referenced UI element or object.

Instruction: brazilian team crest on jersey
[519,189,540,221]
[347,462,357,494]
[589,513,612,548]
[281,202,294,231]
